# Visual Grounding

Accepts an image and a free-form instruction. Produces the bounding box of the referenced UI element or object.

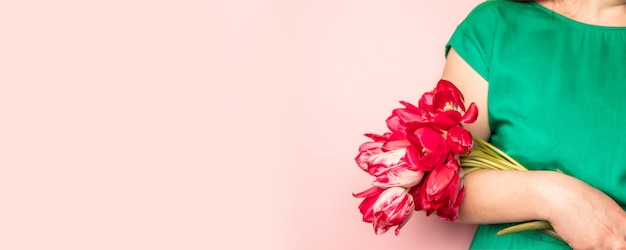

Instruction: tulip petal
[436,180,465,221]
[459,102,478,124]
[364,133,391,142]
[394,106,427,124]
[418,91,435,111]
[435,79,460,94]
[433,91,462,111]
[385,113,405,135]
[436,202,459,221]
[406,126,449,170]
[435,80,466,109]
[404,146,422,171]
[367,148,406,176]
[399,100,419,111]
[353,186,385,223]
[432,110,462,130]
[353,186,384,198]
[409,182,432,213]
[382,139,410,151]
[359,195,380,223]
[425,166,453,203]
[447,127,473,155]
[355,141,385,172]
[373,167,424,188]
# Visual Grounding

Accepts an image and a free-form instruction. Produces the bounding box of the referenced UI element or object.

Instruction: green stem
[541,229,563,241]
[460,158,508,170]
[496,221,552,235]
[473,138,525,168]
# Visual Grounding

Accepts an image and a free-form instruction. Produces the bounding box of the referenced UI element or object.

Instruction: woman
[442,0,626,248]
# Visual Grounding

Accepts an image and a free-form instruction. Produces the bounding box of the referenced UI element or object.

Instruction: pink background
[2,0,482,249]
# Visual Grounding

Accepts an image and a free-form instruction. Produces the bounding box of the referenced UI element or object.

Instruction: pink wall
[276,1,483,249]
[2,0,482,249]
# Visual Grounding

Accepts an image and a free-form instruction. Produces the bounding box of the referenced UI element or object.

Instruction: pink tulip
[423,157,464,219]
[433,79,466,110]
[356,142,424,188]
[405,125,449,171]
[433,86,465,112]
[355,133,410,173]
[423,79,479,130]
[371,187,415,235]
[355,133,422,187]
[356,140,407,174]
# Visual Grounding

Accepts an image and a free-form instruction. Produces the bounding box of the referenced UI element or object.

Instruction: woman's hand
[543,173,626,249]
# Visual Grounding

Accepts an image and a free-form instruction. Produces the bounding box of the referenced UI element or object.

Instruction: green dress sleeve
[445,1,500,80]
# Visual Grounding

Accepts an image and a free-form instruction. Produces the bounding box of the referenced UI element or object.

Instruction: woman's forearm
[456,169,570,224]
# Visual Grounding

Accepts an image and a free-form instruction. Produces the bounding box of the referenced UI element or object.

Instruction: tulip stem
[496,220,552,235]
[473,138,525,168]
[461,167,482,176]
[460,139,527,171]
[541,229,563,241]
[496,221,563,241]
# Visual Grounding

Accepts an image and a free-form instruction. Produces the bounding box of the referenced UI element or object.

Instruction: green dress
[446,0,626,249]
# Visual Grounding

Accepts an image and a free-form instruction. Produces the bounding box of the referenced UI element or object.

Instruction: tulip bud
[372,187,415,235]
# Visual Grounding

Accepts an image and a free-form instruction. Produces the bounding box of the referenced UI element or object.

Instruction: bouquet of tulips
[353,80,561,240]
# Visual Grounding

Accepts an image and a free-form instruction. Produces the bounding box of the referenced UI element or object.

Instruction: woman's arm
[442,48,626,249]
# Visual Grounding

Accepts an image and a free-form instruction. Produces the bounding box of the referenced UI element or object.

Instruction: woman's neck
[536,0,626,26]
